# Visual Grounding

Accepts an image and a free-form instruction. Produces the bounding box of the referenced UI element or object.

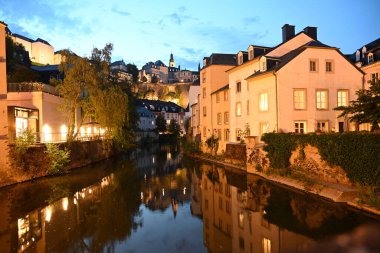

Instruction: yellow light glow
[80,127,85,136]
[167,152,171,160]
[45,206,52,222]
[42,124,52,142]
[60,125,68,141]
[62,197,69,211]
[74,198,77,205]
[81,192,85,199]
[87,127,91,136]
[89,188,92,194]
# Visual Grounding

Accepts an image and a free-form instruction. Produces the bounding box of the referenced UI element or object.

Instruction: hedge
[261,132,380,185]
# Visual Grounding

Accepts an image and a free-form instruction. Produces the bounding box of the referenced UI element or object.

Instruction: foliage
[205,135,219,156]
[181,138,202,155]
[151,75,159,83]
[14,129,36,155]
[126,63,139,83]
[335,78,380,132]
[155,115,167,133]
[168,119,181,137]
[45,143,71,174]
[262,132,380,185]
[141,76,148,83]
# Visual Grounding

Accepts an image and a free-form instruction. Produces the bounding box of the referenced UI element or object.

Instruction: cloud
[169,13,182,25]
[111,7,130,17]
[243,16,260,26]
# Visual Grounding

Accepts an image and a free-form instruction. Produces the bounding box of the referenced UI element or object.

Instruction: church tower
[169,53,175,67]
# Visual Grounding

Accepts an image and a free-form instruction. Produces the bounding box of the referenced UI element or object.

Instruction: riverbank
[191,153,380,216]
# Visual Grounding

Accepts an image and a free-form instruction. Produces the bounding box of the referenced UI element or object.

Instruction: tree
[151,75,159,84]
[205,136,219,156]
[168,119,181,137]
[335,78,380,132]
[126,63,139,83]
[155,115,167,133]
[141,76,148,83]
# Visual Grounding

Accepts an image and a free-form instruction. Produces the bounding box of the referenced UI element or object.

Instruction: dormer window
[368,53,374,63]
[203,59,207,66]
[355,51,360,62]
[238,54,243,65]
[262,60,266,71]
[249,49,254,60]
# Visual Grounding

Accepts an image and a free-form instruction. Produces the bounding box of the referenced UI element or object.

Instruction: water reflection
[0,145,379,253]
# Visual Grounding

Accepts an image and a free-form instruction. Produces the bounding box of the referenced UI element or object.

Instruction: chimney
[282,24,295,42]
[303,26,318,40]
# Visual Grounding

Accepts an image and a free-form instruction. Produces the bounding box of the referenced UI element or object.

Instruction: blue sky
[0,0,379,70]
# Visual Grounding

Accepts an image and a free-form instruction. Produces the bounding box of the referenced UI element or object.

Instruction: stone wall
[225,143,246,166]
[0,140,118,188]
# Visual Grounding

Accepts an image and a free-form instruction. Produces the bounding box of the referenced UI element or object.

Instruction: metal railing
[8,82,60,96]
[12,132,107,144]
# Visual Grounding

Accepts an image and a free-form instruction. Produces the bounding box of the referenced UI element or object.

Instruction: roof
[110,60,125,67]
[211,84,229,95]
[31,65,60,72]
[155,60,166,67]
[136,99,185,113]
[136,107,155,117]
[364,37,380,51]
[203,53,237,67]
[13,33,34,43]
[0,21,7,26]
[35,38,51,46]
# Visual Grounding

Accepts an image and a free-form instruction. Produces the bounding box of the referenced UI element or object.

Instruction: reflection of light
[167,152,171,160]
[100,128,105,135]
[141,192,143,200]
[89,188,92,194]
[80,127,85,136]
[87,127,91,136]
[263,210,266,215]
[45,207,52,222]
[32,237,35,242]
[62,197,69,211]
[74,198,77,205]
[162,188,165,196]
[144,174,147,181]
[152,157,155,164]
[81,192,85,199]
[183,187,186,195]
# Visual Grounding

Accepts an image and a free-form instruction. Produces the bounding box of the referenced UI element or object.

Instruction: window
[247,100,250,115]
[249,49,253,60]
[224,129,230,141]
[224,90,229,101]
[224,112,229,124]
[309,59,318,72]
[236,102,242,116]
[259,93,268,111]
[326,60,333,72]
[295,121,307,134]
[294,89,306,110]
[238,212,244,229]
[337,90,349,107]
[317,121,329,132]
[236,129,241,141]
[217,113,222,125]
[262,238,271,253]
[260,122,269,139]
[225,185,231,196]
[239,237,245,250]
[316,90,328,109]
[202,72,206,83]
[239,55,243,65]
[371,73,378,82]
[236,82,241,93]
[203,106,207,117]
[203,87,206,98]
[368,53,374,63]
[217,129,222,140]
[203,127,207,137]
[216,92,220,103]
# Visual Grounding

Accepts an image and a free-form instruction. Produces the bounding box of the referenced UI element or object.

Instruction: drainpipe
[211,93,213,137]
[274,72,279,132]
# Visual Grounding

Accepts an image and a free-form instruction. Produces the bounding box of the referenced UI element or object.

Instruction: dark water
[0,144,379,253]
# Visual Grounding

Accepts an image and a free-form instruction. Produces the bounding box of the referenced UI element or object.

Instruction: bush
[45,143,71,175]
[261,132,380,185]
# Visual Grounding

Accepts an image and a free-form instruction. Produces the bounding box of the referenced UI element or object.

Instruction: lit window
[337,90,349,107]
[295,121,307,134]
[262,237,271,253]
[371,73,378,82]
[310,60,317,72]
[316,90,328,109]
[294,89,306,110]
[236,82,241,93]
[260,122,269,139]
[259,93,268,111]
[203,106,206,117]
[236,102,242,116]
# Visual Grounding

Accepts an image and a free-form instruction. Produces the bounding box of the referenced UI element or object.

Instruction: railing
[12,132,107,144]
[8,82,60,96]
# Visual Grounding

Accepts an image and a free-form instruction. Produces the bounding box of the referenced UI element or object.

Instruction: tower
[169,53,175,67]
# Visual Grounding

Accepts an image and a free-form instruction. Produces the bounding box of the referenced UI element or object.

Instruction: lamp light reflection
[62,197,69,211]
[45,207,52,222]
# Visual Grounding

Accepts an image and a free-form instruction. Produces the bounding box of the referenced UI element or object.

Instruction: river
[0,144,379,253]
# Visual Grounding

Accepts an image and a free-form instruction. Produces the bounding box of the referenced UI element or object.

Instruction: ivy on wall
[261,133,380,185]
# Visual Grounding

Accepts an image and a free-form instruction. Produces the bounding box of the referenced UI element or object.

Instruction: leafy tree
[205,135,219,156]
[126,63,139,83]
[141,76,148,83]
[168,119,181,137]
[335,78,380,132]
[155,115,167,133]
[45,143,70,174]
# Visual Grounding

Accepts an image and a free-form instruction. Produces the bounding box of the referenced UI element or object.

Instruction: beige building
[9,31,58,65]
[199,54,236,153]
[226,25,364,142]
